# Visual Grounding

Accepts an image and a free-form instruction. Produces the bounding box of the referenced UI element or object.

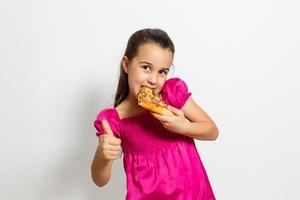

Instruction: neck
[124,93,145,112]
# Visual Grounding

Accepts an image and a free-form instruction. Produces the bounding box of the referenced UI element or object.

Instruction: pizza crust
[137,86,173,116]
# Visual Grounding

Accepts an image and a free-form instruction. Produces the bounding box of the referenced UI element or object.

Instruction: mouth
[138,86,160,105]
[140,86,157,95]
[141,85,156,90]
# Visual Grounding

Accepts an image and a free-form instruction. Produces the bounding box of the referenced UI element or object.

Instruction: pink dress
[94,78,216,200]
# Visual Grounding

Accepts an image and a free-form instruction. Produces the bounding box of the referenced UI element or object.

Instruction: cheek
[127,71,145,96]
[157,78,167,92]
[129,68,144,80]
[159,76,167,85]
[129,71,146,87]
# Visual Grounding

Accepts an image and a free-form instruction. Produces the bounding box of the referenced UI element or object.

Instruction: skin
[91,42,219,187]
[118,42,174,118]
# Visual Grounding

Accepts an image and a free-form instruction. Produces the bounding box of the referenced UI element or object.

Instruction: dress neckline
[111,80,173,121]
[112,107,149,121]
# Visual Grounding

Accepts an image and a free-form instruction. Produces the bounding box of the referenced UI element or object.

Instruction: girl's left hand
[151,106,190,134]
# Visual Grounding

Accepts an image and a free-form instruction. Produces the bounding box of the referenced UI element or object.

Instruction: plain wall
[1,0,300,199]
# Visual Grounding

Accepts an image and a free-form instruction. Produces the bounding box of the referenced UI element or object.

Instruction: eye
[159,70,169,75]
[142,65,150,70]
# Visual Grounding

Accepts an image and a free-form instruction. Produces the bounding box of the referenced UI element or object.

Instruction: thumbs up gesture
[98,120,122,161]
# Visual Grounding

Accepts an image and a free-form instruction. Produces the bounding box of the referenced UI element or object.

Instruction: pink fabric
[94,108,121,138]
[94,77,215,200]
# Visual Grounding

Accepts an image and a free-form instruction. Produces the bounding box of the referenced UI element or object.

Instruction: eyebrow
[139,61,171,71]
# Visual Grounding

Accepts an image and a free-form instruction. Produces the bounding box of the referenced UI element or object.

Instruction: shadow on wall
[38,82,126,199]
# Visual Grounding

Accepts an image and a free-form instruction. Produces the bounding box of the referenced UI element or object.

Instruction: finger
[107,138,122,146]
[105,155,120,161]
[168,106,182,116]
[104,150,122,160]
[109,146,122,152]
[107,155,121,160]
[151,112,168,122]
[105,144,122,151]
[102,120,114,136]
[107,150,122,157]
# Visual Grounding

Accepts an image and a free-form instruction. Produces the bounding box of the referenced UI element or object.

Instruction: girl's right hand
[98,120,122,161]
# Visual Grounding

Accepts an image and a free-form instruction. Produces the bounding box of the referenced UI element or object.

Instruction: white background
[1,0,300,199]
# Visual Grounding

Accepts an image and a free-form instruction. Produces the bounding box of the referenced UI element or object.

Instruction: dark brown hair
[114,28,175,107]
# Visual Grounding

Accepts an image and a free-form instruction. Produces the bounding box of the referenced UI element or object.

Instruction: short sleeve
[162,77,192,109]
[93,108,121,138]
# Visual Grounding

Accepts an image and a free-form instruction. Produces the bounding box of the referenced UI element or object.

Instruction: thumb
[168,105,182,116]
[101,120,114,136]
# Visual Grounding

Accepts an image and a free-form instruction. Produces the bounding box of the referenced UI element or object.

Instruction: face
[122,42,173,102]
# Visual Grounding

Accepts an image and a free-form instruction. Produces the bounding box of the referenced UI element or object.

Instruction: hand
[151,106,190,134]
[98,120,122,161]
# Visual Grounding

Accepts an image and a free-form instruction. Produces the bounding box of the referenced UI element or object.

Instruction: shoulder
[95,107,119,120]
[163,77,190,92]
[162,77,192,109]
[164,77,187,85]
[93,107,121,137]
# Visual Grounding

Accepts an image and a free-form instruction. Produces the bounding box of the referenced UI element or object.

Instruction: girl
[91,28,219,200]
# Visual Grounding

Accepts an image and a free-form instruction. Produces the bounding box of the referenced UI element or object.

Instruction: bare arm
[91,120,122,187]
[180,97,219,140]
[152,97,219,140]
[91,145,113,187]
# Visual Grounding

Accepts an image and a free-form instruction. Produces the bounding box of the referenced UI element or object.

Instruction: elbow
[91,174,110,188]
[205,123,219,141]
[211,129,219,140]
[193,122,219,141]
[210,125,219,140]
[91,166,111,188]
[94,180,109,188]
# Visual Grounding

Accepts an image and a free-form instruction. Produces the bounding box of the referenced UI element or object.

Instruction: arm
[151,97,219,140]
[180,97,219,140]
[91,120,122,187]
[91,145,113,187]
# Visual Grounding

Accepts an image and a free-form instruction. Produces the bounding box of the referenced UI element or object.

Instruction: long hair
[114,28,175,107]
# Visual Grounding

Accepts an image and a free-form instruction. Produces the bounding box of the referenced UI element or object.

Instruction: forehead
[134,43,173,67]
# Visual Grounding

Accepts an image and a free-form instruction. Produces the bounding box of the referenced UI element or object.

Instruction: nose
[147,73,158,86]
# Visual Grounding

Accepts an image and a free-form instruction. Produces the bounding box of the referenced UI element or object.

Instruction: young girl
[91,28,219,200]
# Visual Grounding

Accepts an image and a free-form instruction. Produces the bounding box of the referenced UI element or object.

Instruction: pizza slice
[137,86,173,116]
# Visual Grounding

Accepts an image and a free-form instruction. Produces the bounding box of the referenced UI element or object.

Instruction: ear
[122,56,129,74]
